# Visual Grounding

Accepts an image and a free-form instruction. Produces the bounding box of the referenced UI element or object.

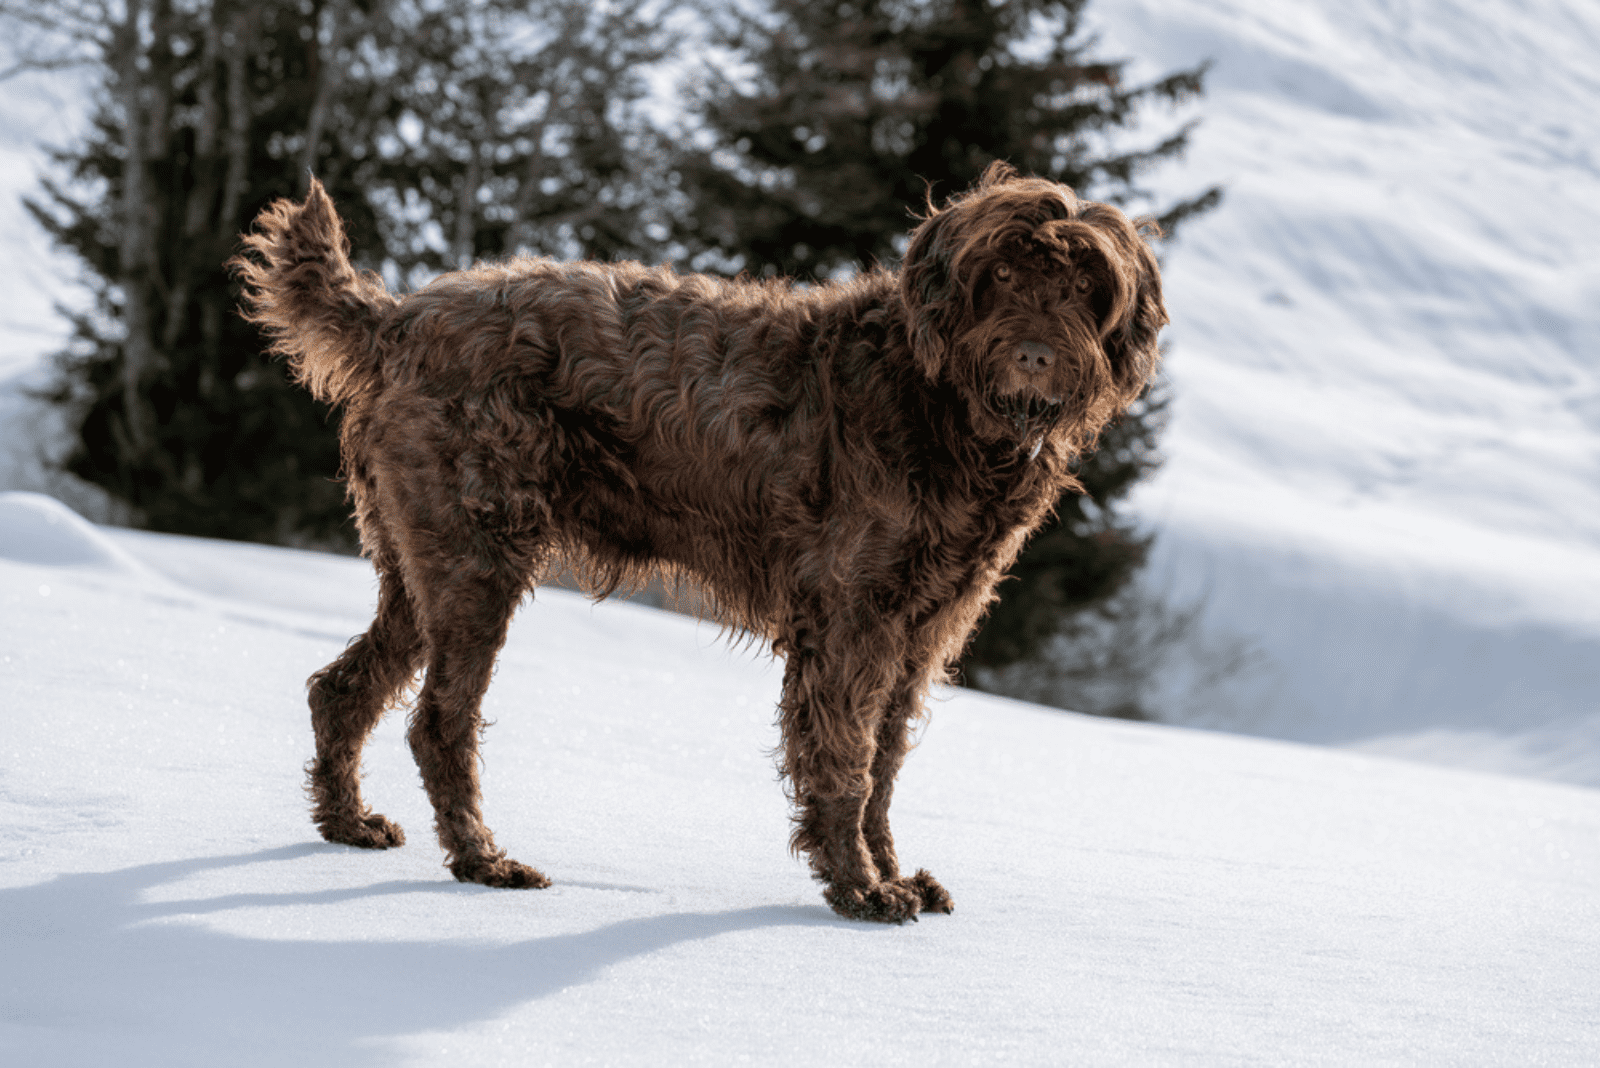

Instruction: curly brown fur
[232,161,1166,923]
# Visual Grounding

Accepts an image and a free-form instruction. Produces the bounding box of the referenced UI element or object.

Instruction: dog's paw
[450,855,552,890]
[823,879,924,924]
[902,868,954,915]
[317,812,405,850]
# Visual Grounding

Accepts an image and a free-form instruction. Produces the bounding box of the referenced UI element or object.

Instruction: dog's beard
[992,391,1067,457]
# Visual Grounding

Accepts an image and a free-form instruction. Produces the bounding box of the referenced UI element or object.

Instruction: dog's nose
[1016,341,1054,372]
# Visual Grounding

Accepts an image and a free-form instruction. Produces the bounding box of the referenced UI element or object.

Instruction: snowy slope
[1081,0,1600,775]
[2,492,1598,1066]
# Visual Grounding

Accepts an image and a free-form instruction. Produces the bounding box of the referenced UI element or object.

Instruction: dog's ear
[1102,223,1168,398]
[900,207,960,382]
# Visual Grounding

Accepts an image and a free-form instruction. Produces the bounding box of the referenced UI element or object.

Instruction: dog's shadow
[1,843,838,1063]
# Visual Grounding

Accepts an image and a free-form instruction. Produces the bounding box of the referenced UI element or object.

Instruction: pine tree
[18,0,384,546]
[21,0,394,545]
[351,0,677,282]
[17,0,674,547]
[679,0,1219,701]
[679,0,1217,278]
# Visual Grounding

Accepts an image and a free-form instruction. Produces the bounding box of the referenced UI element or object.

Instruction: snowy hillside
[1082,0,1600,777]
[3,491,1598,1065]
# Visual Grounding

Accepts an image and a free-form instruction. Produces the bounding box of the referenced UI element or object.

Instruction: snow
[3,490,1598,1064]
[4,1,1600,1056]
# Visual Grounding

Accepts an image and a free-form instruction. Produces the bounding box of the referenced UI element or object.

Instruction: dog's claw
[820,867,954,923]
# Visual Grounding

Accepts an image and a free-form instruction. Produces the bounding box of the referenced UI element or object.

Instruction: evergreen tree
[678,0,1219,699]
[21,0,387,545]
[17,0,673,546]
[353,0,677,283]
[679,0,1217,278]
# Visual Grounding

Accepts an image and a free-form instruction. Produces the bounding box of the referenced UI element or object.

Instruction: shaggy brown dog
[233,162,1165,923]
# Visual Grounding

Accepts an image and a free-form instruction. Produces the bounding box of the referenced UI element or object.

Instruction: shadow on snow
[1,843,838,1062]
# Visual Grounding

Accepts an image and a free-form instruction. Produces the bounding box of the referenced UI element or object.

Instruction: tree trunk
[454,140,484,268]
[300,0,353,191]
[219,4,256,230]
[111,0,156,457]
[163,0,226,356]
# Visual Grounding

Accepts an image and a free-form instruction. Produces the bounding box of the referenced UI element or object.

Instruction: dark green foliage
[677,0,1217,687]
[28,0,383,545]
[27,0,672,547]
[350,0,677,279]
[37,293,352,544]
[678,0,1218,279]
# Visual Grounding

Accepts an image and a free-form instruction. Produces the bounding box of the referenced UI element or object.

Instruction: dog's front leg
[860,669,954,916]
[777,629,932,923]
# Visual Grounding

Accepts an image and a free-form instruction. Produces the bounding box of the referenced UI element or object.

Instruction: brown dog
[233,162,1165,922]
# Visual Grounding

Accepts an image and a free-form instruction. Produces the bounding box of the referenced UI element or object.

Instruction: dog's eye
[994,264,1012,282]
[1073,275,1093,294]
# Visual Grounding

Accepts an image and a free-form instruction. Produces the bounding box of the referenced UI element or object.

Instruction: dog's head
[900,162,1167,451]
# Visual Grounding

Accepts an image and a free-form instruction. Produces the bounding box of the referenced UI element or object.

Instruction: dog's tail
[231,177,397,408]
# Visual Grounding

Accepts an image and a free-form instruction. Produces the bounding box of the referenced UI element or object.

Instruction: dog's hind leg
[307,566,424,849]
[860,669,954,915]
[407,562,549,889]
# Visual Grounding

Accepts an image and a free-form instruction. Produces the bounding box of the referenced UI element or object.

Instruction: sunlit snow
[2,490,1597,1064]
[1085,0,1600,780]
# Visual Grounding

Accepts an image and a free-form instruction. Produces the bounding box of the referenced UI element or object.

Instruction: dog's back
[239,201,935,627]
[361,256,933,632]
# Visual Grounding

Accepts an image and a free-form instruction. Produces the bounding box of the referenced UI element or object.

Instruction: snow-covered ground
[3,490,1597,1065]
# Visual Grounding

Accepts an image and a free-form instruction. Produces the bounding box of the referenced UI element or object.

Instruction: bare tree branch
[0,55,91,81]
[299,0,355,192]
